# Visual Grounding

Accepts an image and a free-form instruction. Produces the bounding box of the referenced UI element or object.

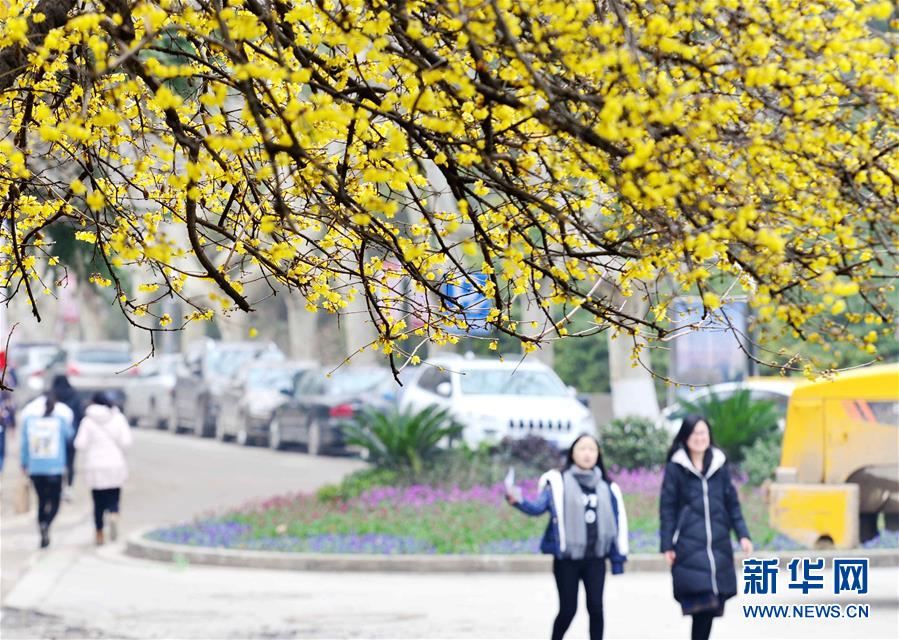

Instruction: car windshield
[74,348,131,364]
[325,369,389,396]
[205,349,262,378]
[137,357,176,376]
[246,368,297,392]
[9,346,57,368]
[458,368,568,396]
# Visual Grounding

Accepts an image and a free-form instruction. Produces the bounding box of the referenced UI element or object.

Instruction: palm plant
[343,406,464,474]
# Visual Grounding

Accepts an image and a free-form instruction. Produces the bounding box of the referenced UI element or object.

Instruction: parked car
[169,340,284,436]
[124,354,181,429]
[215,360,317,445]
[657,377,799,433]
[268,366,397,454]
[6,342,66,405]
[51,341,136,406]
[399,354,596,450]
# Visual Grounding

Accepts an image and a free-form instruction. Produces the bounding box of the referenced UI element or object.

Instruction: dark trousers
[91,488,121,532]
[31,475,63,529]
[691,612,715,640]
[65,443,76,486]
[552,557,606,640]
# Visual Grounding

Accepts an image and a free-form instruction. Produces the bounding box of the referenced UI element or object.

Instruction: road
[1,428,897,639]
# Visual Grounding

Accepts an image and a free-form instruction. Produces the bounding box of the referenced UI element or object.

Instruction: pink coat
[74,405,133,489]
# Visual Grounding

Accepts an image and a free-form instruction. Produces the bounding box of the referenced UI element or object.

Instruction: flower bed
[146,469,898,554]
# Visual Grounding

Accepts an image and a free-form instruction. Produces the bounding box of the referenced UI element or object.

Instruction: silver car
[170,340,285,436]
[55,341,136,406]
[7,342,66,405]
[124,354,181,429]
[215,361,317,445]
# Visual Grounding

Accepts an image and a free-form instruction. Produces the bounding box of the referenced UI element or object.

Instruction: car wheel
[167,406,180,433]
[194,402,207,437]
[860,513,880,543]
[146,398,158,429]
[307,419,321,456]
[215,414,228,441]
[269,418,283,451]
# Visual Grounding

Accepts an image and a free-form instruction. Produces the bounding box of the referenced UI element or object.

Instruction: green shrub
[680,390,780,462]
[316,468,400,502]
[600,416,669,470]
[491,435,564,472]
[740,431,783,486]
[415,445,506,487]
[343,406,464,474]
[320,434,564,496]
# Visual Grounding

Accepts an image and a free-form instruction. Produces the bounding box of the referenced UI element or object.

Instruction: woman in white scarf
[507,434,629,640]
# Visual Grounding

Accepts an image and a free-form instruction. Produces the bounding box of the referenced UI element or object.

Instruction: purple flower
[147,521,252,547]
[303,533,436,554]
[610,467,664,495]
[479,537,542,554]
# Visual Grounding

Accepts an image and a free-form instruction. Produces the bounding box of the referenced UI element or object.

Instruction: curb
[125,529,899,573]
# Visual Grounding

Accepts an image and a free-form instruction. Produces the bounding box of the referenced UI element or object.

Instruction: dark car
[268,366,397,455]
[169,340,284,436]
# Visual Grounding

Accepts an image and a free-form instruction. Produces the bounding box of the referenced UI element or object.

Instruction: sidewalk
[3,542,897,639]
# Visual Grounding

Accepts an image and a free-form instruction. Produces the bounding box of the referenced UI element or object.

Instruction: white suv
[400,355,596,450]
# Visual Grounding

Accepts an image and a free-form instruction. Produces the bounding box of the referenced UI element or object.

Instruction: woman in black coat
[51,375,84,497]
[659,414,752,640]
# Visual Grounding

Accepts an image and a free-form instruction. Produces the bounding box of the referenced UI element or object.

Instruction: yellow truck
[769,363,899,548]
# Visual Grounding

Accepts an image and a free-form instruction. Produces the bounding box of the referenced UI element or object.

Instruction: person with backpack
[75,391,133,545]
[20,387,74,426]
[659,414,753,640]
[20,390,74,548]
[506,434,629,640]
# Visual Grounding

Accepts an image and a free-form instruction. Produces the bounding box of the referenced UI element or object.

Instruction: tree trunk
[520,290,554,366]
[608,297,659,420]
[76,281,106,342]
[217,310,250,342]
[342,293,378,364]
[284,292,318,361]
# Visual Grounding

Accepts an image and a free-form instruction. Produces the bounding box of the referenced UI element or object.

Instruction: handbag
[14,476,31,514]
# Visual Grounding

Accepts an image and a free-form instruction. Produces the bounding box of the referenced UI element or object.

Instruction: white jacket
[74,405,133,489]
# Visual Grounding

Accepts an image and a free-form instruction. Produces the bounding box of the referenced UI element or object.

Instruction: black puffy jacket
[659,447,750,603]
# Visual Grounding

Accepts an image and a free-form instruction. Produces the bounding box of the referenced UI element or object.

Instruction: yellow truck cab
[770,363,899,548]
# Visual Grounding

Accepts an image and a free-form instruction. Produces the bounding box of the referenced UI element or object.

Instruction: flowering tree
[1,0,897,378]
